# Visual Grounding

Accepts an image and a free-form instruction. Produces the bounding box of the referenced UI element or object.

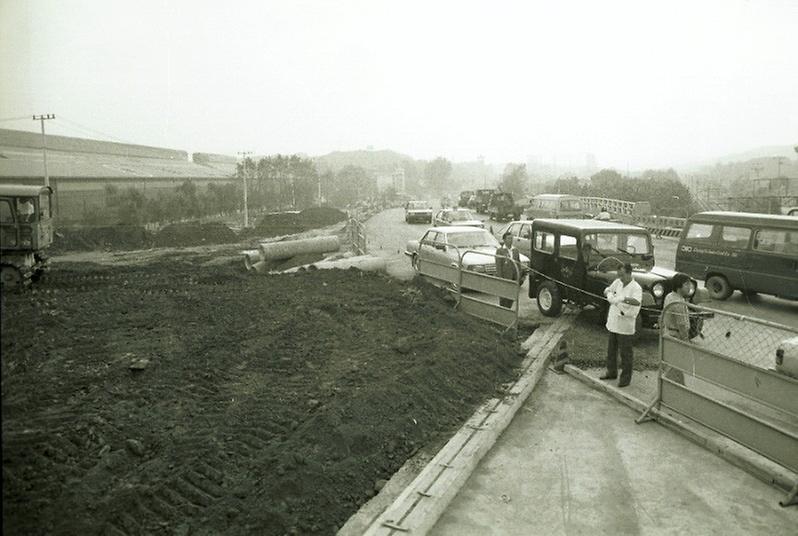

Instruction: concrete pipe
[281,255,387,274]
[242,250,261,271]
[258,235,341,262]
[251,260,268,273]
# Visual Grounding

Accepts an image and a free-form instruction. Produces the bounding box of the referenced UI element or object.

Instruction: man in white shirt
[600,263,642,387]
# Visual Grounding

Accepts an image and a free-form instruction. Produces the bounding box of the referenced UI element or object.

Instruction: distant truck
[523,194,585,220]
[458,190,475,208]
[488,192,521,221]
[0,184,54,289]
[472,189,496,214]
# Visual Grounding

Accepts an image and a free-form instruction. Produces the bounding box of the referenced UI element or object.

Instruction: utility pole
[237,151,252,228]
[33,114,55,187]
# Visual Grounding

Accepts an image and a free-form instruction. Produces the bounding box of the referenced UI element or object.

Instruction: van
[523,194,584,220]
[675,211,798,300]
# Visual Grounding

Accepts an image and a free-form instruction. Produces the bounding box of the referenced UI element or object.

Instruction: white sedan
[404,226,529,275]
[432,208,485,228]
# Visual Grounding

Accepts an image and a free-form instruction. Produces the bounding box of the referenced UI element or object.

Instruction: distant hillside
[314,149,415,173]
[683,144,797,171]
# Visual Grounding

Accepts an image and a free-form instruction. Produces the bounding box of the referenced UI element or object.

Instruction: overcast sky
[1,0,796,169]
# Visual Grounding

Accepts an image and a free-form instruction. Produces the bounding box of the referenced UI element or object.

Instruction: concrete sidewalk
[430,372,796,536]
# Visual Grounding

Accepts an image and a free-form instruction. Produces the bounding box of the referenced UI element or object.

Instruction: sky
[1,0,796,169]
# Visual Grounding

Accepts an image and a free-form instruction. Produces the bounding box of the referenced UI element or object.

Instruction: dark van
[675,211,798,300]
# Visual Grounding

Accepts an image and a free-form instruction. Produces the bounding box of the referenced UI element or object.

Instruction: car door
[517,223,532,257]
[748,227,798,298]
[505,222,520,243]
[0,199,18,248]
[557,233,586,304]
[418,230,438,263]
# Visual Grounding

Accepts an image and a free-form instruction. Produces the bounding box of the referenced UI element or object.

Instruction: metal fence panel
[458,294,517,327]
[460,271,519,300]
[662,337,798,417]
[417,259,459,285]
[661,379,798,474]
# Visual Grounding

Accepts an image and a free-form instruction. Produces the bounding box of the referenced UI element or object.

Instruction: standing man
[601,263,642,387]
[496,231,521,309]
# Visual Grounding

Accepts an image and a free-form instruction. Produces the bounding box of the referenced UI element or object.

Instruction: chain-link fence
[683,303,797,372]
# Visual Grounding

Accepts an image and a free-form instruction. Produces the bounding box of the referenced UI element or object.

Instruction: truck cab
[0,184,54,289]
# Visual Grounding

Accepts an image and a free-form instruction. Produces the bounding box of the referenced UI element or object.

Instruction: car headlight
[652,282,665,298]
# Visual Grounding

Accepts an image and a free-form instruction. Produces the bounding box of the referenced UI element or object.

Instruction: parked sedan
[404,226,530,275]
[404,201,433,223]
[432,208,484,228]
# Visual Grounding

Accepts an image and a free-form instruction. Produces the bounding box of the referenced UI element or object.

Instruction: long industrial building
[0,128,237,223]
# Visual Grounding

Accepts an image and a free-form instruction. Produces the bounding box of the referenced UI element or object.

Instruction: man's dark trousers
[606,331,634,384]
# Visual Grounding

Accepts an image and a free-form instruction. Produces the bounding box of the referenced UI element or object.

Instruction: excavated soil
[1,258,526,536]
[251,208,347,238]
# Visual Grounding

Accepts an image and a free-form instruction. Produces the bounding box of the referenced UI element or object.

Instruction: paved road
[430,372,797,536]
[364,208,797,330]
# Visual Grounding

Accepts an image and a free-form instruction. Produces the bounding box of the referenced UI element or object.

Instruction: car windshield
[584,232,650,255]
[449,210,477,221]
[561,199,581,210]
[408,202,428,209]
[446,230,500,248]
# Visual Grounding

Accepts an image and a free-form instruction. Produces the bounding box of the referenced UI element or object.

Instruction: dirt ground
[565,307,660,370]
[1,253,528,536]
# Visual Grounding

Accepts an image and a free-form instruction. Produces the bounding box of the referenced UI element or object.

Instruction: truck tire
[1,265,23,291]
[706,275,732,300]
[537,281,563,317]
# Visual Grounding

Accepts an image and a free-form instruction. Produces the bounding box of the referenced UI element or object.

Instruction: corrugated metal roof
[0,146,235,178]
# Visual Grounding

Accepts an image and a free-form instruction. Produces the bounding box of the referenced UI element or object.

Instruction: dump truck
[0,184,54,289]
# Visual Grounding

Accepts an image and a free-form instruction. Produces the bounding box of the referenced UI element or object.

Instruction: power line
[58,116,135,145]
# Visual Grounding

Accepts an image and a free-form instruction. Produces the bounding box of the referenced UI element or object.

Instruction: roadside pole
[33,114,55,188]
[238,151,252,228]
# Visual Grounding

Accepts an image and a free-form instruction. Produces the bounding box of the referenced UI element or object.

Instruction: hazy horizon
[2,0,796,169]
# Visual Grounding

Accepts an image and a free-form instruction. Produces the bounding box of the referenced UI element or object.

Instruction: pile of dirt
[1,259,526,536]
[50,225,153,253]
[153,221,238,248]
[299,206,347,227]
[252,207,347,239]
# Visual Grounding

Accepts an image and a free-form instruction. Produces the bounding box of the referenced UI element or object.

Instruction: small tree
[499,163,528,195]
[423,157,453,194]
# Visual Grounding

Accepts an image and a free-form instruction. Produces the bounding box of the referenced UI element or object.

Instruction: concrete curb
[357,315,575,535]
[564,364,798,495]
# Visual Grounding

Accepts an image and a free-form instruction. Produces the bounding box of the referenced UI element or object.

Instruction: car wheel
[706,275,732,300]
[536,281,563,317]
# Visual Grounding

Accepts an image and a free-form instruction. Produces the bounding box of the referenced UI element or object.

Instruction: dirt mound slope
[154,221,238,247]
[252,207,347,238]
[299,206,347,227]
[51,225,153,252]
[2,261,525,535]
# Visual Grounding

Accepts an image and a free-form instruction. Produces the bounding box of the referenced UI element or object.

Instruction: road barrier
[579,196,686,238]
[637,302,798,506]
[347,217,367,255]
[634,215,686,238]
[415,246,523,331]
